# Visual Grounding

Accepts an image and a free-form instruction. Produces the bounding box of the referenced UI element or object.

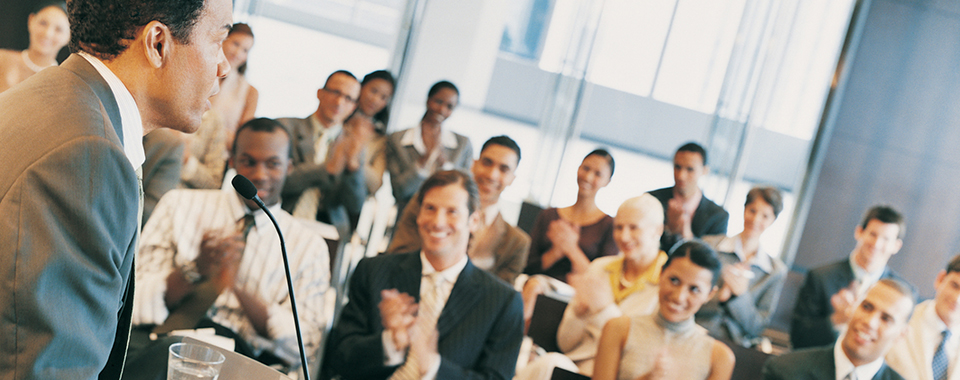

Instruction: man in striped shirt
[130,118,330,373]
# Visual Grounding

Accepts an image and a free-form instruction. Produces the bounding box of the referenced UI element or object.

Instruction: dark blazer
[790,260,910,349]
[763,346,905,380]
[386,196,531,284]
[276,116,367,239]
[648,187,729,252]
[0,55,139,379]
[327,252,524,380]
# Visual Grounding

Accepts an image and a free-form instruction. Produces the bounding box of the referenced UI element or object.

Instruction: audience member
[0,1,69,93]
[130,118,329,372]
[0,0,232,377]
[592,240,735,380]
[388,135,531,284]
[886,254,960,380]
[279,70,369,241]
[764,279,915,380]
[326,170,524,380]
[696,186,787,347]
[141,129,186,225]
[386,80,473,217]
[516,194,665,380]
[180,22,258,189]
[648,142,729,252]
[792,205,911,349]
[348,69,396,194]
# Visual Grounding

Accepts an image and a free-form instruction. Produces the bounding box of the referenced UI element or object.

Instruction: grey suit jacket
[386,196,531,284]
[276,116,367,239]
[0,55,139,379]
[790,260,911,349]
[327,252,524,379]
[763,346,905,380]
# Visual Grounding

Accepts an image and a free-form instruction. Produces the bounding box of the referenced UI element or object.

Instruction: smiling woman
[0,1,69,93]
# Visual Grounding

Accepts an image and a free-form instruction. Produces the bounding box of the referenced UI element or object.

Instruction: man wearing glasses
[279,70,369,243]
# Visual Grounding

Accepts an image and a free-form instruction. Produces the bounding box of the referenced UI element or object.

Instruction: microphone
[232,175,312,380]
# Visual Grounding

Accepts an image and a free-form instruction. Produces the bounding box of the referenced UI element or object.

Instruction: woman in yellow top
[0,1,69,93]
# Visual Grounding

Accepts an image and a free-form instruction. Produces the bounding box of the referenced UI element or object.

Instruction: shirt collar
[400,125,459,155]
[77,51,144,170]
[834,334,885,380]
[230,190,283,229]
[309,113,341,138]
[480,204,500,227]
[420,252,468,286]
[849,253,884,285]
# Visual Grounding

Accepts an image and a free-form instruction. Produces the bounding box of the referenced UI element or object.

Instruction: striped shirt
[133,188,330,361]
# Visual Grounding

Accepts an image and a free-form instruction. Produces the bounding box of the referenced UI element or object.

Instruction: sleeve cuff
[422,353,441,380]
[382,330,406,366]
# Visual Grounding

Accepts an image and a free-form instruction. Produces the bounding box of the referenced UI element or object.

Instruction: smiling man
[791,205,914,349]
[388,135,531,284]
[886,255,960,380]
[327,170,524,380]
[0,0,231,377]
[131,118,330,373]
[765,279,915,380]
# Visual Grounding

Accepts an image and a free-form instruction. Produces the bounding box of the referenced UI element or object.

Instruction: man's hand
[196,230,245,293]
[379,289,418,351]
[409,320,440,376]
[665,198,694,239]
[569,271,614,317]
[829,282,858,326]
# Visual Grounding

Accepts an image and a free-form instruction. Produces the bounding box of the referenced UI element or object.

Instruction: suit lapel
[60,55,124,144]
[294,117,316,163]
[396,253,422,301]
[436,261,483,337]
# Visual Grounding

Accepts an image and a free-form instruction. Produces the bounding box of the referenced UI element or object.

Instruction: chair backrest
[518,201,544,235]
[550,367,590,380]
[767,268,806,334]
[527,294,568,353]
[719,339,772,380]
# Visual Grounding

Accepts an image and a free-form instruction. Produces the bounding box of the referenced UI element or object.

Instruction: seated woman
[181,23,258,189]
[386,80,472,217]
[592,241,735,380]
[695,186,787,347]
[0,1,69,93]
[516,194,666,380]
[345,70,395,195]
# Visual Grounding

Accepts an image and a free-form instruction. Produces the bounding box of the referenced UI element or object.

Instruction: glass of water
[167,342,226,380]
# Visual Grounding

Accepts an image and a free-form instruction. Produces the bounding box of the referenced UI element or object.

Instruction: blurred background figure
[346,69,395,195]
[0,0,69,93]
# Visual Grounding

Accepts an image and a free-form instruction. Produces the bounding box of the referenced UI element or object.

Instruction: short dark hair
[873,278,916,319]
[860,205,905,239]
[361,70,396,128]
[428,80,459,99]
[662,240,723,286]
[326,70,358,86]
[69,0,206,60]
[229,23,254,75]
[676,142,708,166]
[231,118,292,159]
[33,0,66,15]
[417,170,480,215]
[947,255,960,275]
[745,186,784,217]
[481,136,521,163]
[585,148,615,178]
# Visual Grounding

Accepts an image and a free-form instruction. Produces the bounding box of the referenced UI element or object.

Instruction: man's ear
[141,21,172,68]
[468,209,481,233]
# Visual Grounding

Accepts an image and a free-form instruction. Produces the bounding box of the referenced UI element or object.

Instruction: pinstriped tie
[934,330,951,380]
[390,273,442,380]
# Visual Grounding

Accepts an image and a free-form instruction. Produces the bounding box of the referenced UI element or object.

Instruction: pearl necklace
[21,50,56,73]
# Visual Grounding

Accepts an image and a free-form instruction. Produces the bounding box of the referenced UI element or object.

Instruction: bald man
[517,194,666,380]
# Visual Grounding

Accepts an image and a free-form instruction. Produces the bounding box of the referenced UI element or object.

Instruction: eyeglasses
[321,88,358,104]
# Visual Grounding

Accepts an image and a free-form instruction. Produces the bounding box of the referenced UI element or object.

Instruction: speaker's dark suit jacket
[327,252,524,379]
[763,346,905,380]
[648,186,729,252]
[0,55,139,379]
[790,260,909,349]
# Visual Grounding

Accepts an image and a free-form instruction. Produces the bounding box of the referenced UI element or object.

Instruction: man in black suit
[764,278,914,380]
[326,170,524,379]
[648,142,729,252]
[791,205,910,349]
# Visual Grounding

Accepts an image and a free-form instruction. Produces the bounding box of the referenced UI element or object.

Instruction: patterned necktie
[237,213,256,240]
[933,330,951,380]
[390,273,443,380]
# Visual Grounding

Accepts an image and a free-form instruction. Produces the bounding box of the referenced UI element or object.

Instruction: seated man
[131,118,330,371]
[387,135,531,284]
[764,279,915,380]
[886,254,960,380]
[648,142,729,252]
[279,70,369,241]
[326,170,524,379]
[516,194,666,380]
[791,205,911,349]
